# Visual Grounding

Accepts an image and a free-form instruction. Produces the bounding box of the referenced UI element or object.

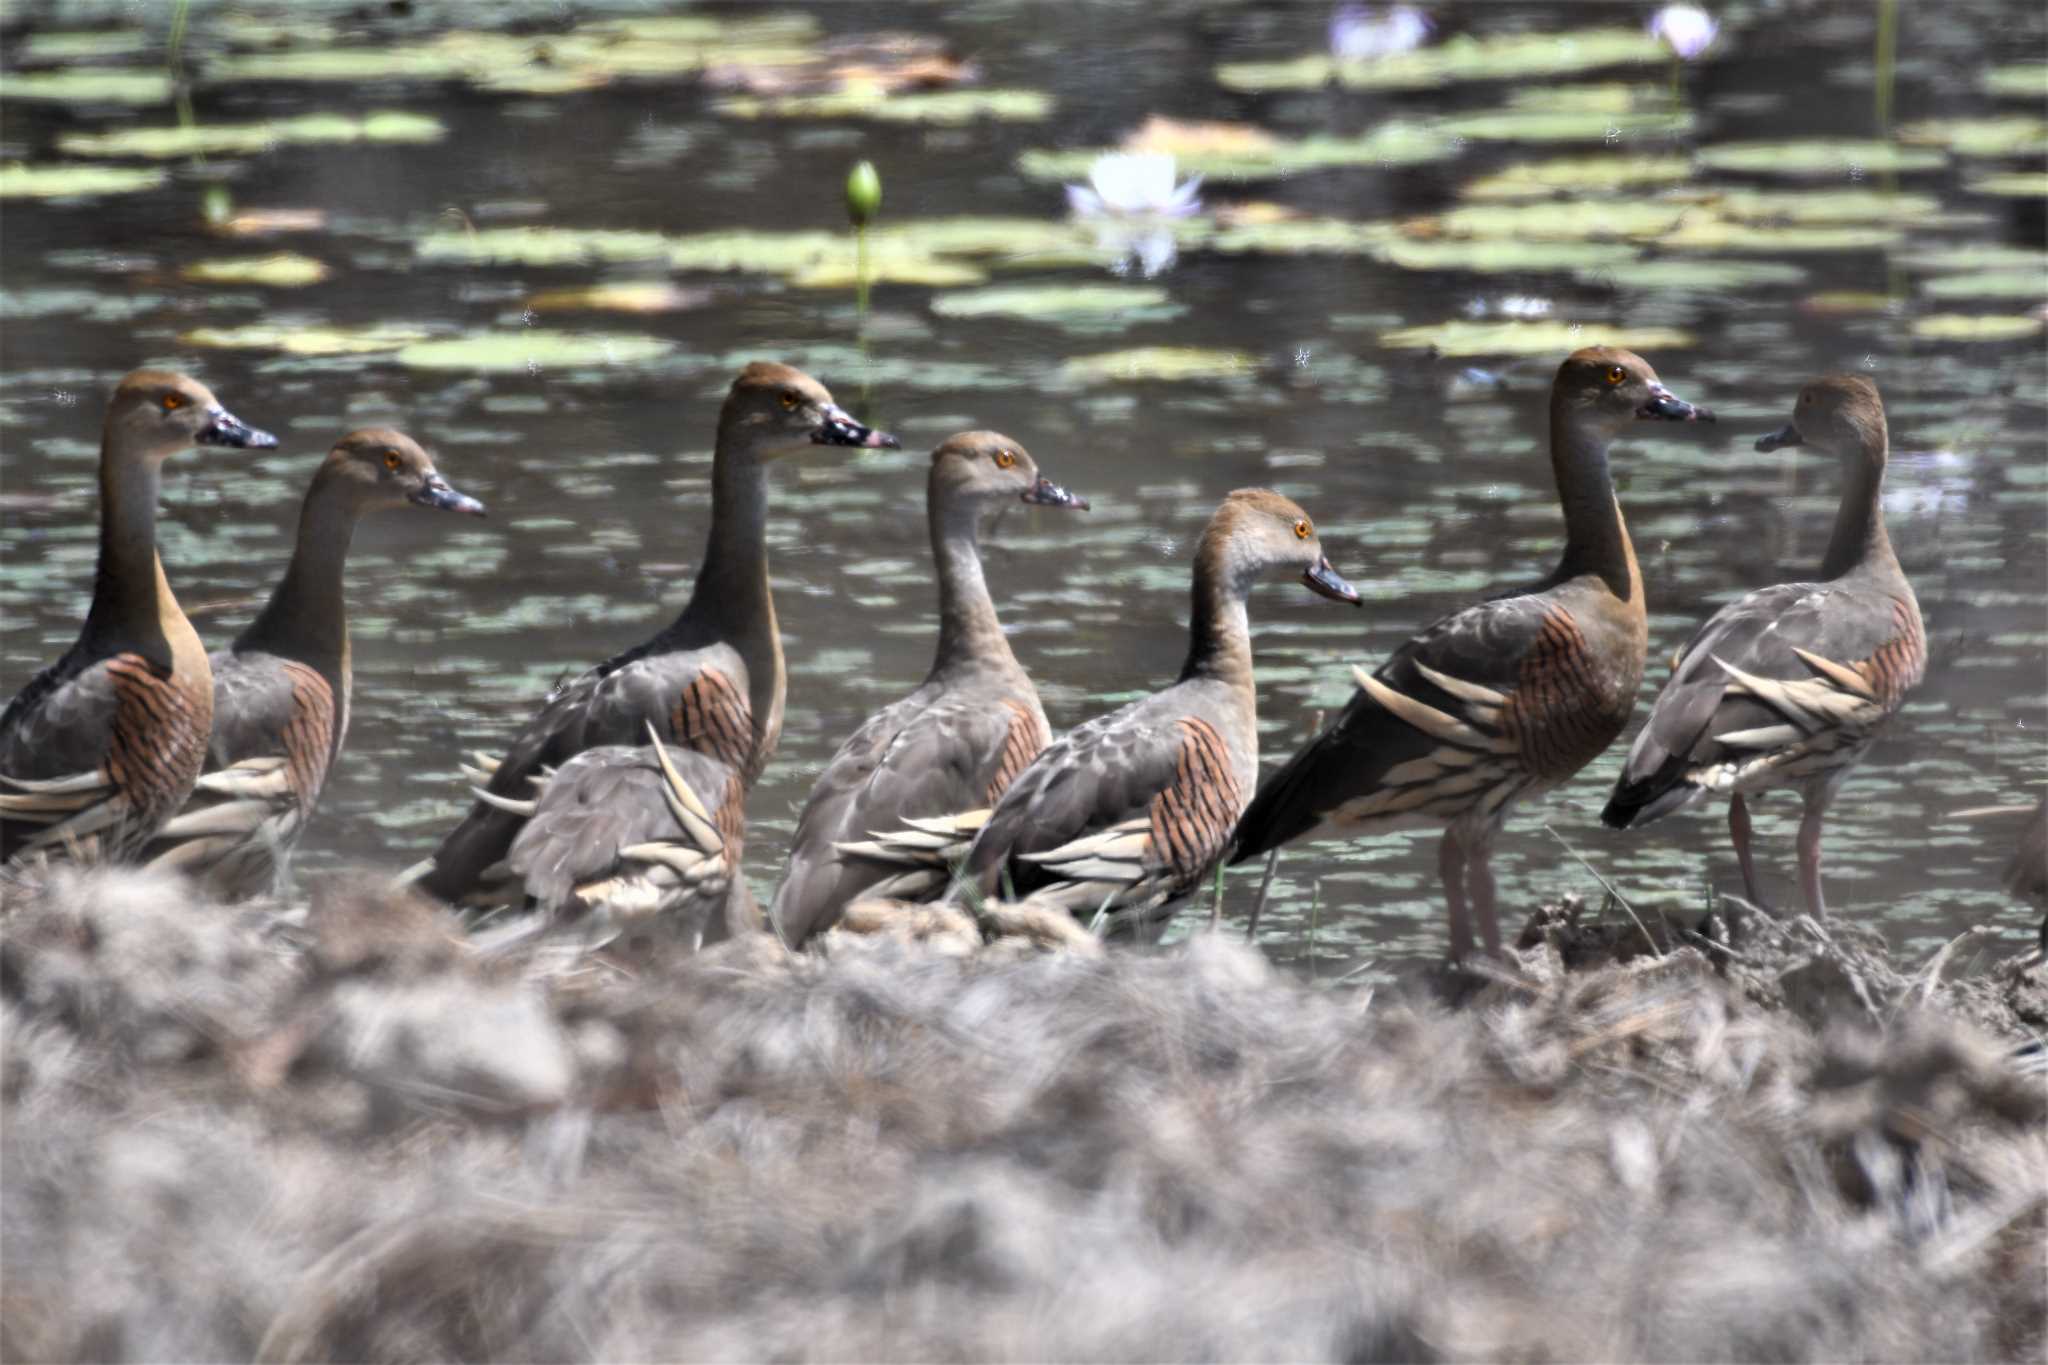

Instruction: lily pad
[1980,62,2048,101]
[396,331,675,372]
[715,88,1052,123]
[1921,270,2048,300]
[181,322,437,356]
[931,283,1182,329]
[1710,188,1944,225]
[1896,244,2046,273]
[1208,218,1394,256]
[1428,200,1696,242]
[1060,346,1258,384]
[1217,28,1665,94]
[59,111,445,159]
[1379,237,1625,273]
[1897,117,2048,159]
[18,29,150,61]
[2,68,173,104]
[1909,313,2042,342]
[1696,140,1947,177]
[1377,319,1692,357]
[1461,155,1693,200]
[789,257,988,289]
[1574,259,1806,291]
[1440,84,1692,144]
[182,253,330,287]
[0,163,166,199]
[1654,220,1900,253]
[1018,122,1452,183]
[1964,172,2048,198]
[525,282,713,314]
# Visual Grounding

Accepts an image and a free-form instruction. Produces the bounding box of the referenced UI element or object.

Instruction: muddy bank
[3,867,2043,1362]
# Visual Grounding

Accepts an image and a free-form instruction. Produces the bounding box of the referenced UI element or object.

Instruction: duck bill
[1301,555,1362,606]
[1021,475,1088,510]
[813,403,899,449]
[196,406,279,449]
[1754,423,1803,453]
[1636,383,1713,422]
[410,472,487,517]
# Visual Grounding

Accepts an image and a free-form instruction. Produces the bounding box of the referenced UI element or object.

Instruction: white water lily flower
[1065,152,1202,278]
[1329,4,1432,63]
[1649,4,1718,60]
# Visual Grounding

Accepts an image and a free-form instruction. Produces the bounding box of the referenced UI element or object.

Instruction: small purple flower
[1648,4,1718,61]
[1329,4,1432,63]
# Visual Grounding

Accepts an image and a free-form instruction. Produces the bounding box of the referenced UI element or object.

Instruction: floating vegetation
[212,208,329,237]
[180,322,438,356]
[1979,61,2048,101]
[17,29,150,61]
[1964,171,2048,198]
[1461,155,1694,200]
[930,283,1184,330]
[1439,83,1693,143]
[1377,319,1693,357]
[524,283,714,314]
[1896,244,2048,273]
[1379,238,1623,273]
[1576,258,1806,292]
[715,89,1052,123]
[1695,139,1947,177]
[1019,122,1451,183]
[1909,313,2042,342]
[1920,269,2048,300]
[58,112,446,160]
[395,332,676,372]
[1216,27,1665,93]
[1060,346,1258,384]
[0,163,166,200]
[1897,117,2048,159]
[2,68,173,104]
[1207,218,1394,256]
[181,254,331,288]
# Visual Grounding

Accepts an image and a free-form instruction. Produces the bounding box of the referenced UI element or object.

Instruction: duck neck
[236,476,358,684]
[930,492,1013,677]
[680,445,773,638]
[1548,407,1637,601]
[83,442,175,662]
[1819,445,1894,581]
[1178,559,1254,692]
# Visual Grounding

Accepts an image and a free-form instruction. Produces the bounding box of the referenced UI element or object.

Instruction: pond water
[3,0,2044,977]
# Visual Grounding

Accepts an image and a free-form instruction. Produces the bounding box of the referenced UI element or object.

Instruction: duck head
[1755,373,1886,465]
[1555,346,1714,432]
[105,369,278,462]
[319,428,486,517]
[1203,488,1361,605]
[720,361,899,460]
[929,431,1088,517]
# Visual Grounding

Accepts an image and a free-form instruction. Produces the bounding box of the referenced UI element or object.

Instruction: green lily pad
[18,29,150,61]
[1379,237,1625,273]
[1060,346,1258,384]
[418,225,676,267]
[1964,171,2048,198]
[59,111,445,159]
[1909,313,2042,342]
[1440,84,1691,144]
[1710,188,1944,224]
[0,163,167,199]
[395,331,675,372]
[1461,155,1693,200]
[525,282,712,314]
[181,322,437,356]
[1897,117,2048,159]
[1696,140,1947,177]
[1921,269,2048,300]
[1896,244,2047,273]
[1654,220,1900,253]
[789,257,987,289]
[2,68,173,104]
[1377,319,1692,357]
[1800,291,1898,317]
[1018,122,1452,183]
[1217,27,1665,94]
[1207,218,1394,256]
[1428,200,1695,242]
[1574,259,1806,291]
[931,283,1182,329]
[182,253,330,287]
[716,88,1052,123]
[1980,62,2048,100]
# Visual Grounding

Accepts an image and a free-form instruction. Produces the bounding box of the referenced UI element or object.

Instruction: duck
[141,430,485,898]
[411,362,895,906]
[1230,347,1713,961]
[956,488,1360,936]
[1602,374,1923,920]
[773,432,1088,947]
[1,369,277,866]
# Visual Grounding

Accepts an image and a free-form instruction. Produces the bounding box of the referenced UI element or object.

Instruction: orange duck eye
[779,391,800,411]
[384,450,402,470]
[994,450,1016,468]
[1294,518,1312,539]
[1604,365,1627,385]
[160,394,185,411]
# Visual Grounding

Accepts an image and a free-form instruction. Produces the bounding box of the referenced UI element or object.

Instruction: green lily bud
[846,160,881,228]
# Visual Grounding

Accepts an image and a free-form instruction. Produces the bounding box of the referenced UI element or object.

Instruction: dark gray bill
[1021,474,1088,510]
[814,403,900,449]
[1636,383,1713,422]
[196,406,279,449]
[409,472,486,516]
[1301,555,1362,606]
[1754,423,1803,453]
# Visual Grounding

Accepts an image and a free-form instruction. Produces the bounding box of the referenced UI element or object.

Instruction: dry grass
[3,866,2043,1362]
